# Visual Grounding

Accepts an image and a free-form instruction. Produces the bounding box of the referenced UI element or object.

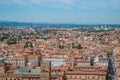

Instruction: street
[107,54,116,80]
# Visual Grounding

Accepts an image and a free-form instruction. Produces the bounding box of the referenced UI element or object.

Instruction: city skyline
[0,0,120,24]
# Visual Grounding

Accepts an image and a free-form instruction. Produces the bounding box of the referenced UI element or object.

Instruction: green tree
[73,44,82,50]
[18,35,22,40]
[77,44,83,49]
[24,41,33,48]
[0,34,9,42]
[6,38,17,45]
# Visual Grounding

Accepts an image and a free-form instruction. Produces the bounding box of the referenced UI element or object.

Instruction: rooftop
[14,67,41,75]
[0,57,6,61]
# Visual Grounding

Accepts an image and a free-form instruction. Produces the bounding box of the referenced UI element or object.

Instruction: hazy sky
[0,0,120,24]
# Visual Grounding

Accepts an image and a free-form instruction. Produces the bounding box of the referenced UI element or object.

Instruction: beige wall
[65,75,106,80]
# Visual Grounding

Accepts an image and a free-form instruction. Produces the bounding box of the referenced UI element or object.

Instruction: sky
[0,0,120,24]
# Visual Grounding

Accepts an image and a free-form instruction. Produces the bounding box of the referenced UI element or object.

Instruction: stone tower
[40,61,51,80]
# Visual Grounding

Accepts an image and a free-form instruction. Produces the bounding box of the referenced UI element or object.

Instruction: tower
[56,36,60,53]
[0,58,6,74]
[40,61,51,80]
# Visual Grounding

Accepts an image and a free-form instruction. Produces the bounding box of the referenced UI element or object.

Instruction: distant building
[4,57,27,67]
[64,66,107,80]
[0,59,51,80]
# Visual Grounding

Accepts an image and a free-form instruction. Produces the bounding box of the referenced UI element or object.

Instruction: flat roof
[43,58,64,66]
[0,57,6,61]
[14,67,41,75]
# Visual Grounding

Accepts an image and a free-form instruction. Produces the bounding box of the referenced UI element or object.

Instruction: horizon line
[0,20,120,25]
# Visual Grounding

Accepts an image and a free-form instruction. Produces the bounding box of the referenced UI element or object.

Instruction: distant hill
[0,21,36,27]
[0,21,120,28]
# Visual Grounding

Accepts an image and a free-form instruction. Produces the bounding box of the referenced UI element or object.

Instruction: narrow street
[107,54,116,80]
